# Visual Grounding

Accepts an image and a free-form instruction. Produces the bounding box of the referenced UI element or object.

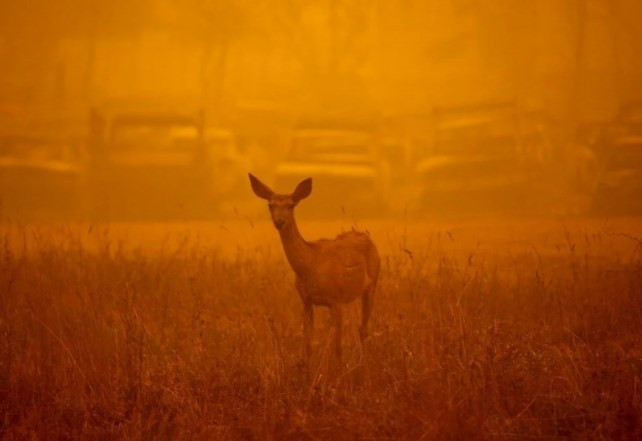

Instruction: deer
[249,173,380,376]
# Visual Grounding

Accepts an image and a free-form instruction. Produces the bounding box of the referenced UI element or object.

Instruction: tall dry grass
[0,221,641,440]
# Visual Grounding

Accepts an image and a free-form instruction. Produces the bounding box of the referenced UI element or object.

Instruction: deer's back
[300,230,379,305]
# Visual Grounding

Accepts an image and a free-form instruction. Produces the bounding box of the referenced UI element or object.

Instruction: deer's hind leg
[329,304,343,365]
[360,281,376,383]
[360,282,375,345]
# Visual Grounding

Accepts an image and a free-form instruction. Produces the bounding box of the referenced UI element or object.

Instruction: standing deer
[249,173,380,374]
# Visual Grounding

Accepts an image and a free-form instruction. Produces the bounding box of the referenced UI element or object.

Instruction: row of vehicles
[85,107,233,219]
[0,106,246,220]
[1,102,640,220]
[415,103,557,215]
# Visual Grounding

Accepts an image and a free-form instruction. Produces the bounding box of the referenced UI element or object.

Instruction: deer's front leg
[330,304,343,365]
[303,301,313,378]
[296,279,313,372]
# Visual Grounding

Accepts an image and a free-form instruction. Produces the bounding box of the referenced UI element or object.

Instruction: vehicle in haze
[273,126,390,217]
[612,101,642,137]
[205,127,251,212]
[589,103,642,215]
[416,103,555,215]
[590,135,642,215]
[84,106,216,220]
[0,133,82,219]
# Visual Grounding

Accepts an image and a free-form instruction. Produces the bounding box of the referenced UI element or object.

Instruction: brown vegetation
[0,221,641,440]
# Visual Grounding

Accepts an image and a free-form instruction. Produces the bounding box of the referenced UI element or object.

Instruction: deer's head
[249,174,312,231]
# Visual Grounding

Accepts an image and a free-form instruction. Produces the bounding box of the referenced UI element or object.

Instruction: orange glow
[1,1,642,439]
[0,0,640,220]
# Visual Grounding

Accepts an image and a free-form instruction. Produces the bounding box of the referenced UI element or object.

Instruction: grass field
[1,218,641,440]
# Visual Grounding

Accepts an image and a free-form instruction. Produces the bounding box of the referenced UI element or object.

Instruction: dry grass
[1,220,641,440]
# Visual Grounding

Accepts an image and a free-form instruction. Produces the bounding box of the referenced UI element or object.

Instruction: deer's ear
[292,177,312,202]
[249,173,274,200]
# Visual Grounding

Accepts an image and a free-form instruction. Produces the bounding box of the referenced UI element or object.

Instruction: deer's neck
[278,218,313,275]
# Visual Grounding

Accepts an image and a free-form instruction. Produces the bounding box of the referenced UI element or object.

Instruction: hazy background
[1,0,641,221]
[3,4,642,439]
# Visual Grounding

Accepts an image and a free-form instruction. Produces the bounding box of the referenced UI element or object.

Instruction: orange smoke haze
[1,2,642,440]
[0,0,641,220]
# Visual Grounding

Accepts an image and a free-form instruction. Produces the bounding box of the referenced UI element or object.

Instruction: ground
[1,217,641,440]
